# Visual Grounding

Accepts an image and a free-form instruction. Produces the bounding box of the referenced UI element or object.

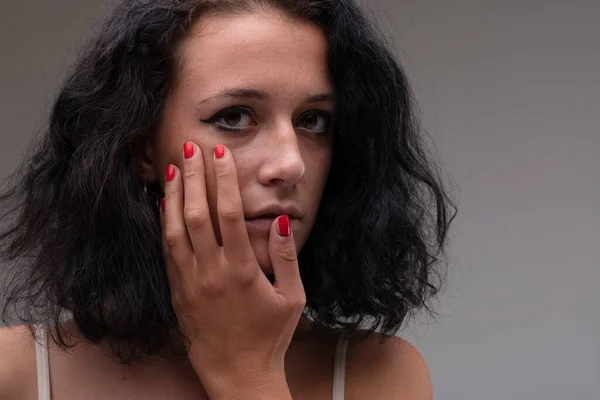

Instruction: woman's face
[150,11,335,274]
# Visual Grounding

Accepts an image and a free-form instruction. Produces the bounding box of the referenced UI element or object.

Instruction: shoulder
[0,324,38,400]
[345,333,432,400]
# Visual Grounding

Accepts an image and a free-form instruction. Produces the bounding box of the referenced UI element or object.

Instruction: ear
[132,135,159,184]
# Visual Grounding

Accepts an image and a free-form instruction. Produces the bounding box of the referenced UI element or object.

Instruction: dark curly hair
[0,0,456,362]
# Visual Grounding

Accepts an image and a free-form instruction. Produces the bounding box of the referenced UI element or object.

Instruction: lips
[244,204,302,221]
[244,214,299,232]
[245,215,298,222]
[249,214,279,219]
[246,215,278,221]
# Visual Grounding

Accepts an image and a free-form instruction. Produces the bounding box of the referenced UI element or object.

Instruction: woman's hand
[159,142,305,398]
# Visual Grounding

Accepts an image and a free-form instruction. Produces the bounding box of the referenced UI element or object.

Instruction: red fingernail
[166,164,175,182]
[277,215,291,237]
[160,197,165,212]
[184,142,195,159]
[214,144,225,159]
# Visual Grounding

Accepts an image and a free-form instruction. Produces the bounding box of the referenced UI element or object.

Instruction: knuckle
[183,167,200,180]
[199,275,224,296]
[218,205,242,223]
[275,245,297,263]
[184,208,209,229]
[287,295,306,311]
[165,230,180,248]
[215,167,233,181]
[180,285,198,305]
[295,294,307,308]
[289,290,306,305]
[234,266,258,287]
[165,185,181,198]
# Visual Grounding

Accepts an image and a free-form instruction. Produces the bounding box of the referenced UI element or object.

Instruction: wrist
[202,371,292,400]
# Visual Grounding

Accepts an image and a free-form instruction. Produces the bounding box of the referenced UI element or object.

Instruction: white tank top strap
[34,324,51,400]
[332,335,348,400]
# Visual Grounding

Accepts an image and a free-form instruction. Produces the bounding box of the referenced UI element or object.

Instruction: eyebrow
[199,88,336,104]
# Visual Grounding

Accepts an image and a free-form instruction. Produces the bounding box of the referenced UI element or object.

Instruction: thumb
[269,215,304,298]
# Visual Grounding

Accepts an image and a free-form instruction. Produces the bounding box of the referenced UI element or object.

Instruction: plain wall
[1,1,598,399]
[363,1,600,399]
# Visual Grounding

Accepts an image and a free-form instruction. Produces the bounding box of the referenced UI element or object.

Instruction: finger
[160,198,180,294]
[163,163,196,281]
[269,215,305,300]
[181,141,219,267]
[213,144,254,265]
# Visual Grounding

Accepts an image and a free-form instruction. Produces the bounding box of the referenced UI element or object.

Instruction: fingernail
[214,144,225,159]
[184,142,195,159]
[160,197,165,212]
[277,215,291,237]
[166,164,175,182]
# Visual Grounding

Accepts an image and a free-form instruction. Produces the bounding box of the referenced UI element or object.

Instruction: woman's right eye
[201,107,255,132]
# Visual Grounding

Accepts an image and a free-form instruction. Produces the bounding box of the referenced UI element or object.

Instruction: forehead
[174,11,333,95]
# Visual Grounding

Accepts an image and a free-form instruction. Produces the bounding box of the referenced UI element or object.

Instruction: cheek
[307,151,333,195]
[152,132,187,185]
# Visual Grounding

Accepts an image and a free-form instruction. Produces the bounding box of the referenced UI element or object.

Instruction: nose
[257,123,306,187]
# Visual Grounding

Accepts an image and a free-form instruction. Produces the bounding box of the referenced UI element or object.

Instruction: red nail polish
[214,144,225,159]
[160,198,165,212]
[277,215,291,237]
[184,142,195,159]
[166,165,175,182]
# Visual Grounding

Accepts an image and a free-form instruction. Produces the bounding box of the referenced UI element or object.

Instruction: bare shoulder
[345,333,432,400]
[0,324,38,400]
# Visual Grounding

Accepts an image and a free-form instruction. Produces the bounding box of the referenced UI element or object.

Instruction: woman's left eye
[297,111,331,134]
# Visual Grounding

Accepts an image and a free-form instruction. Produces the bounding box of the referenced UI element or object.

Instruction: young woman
[0,0,454,398]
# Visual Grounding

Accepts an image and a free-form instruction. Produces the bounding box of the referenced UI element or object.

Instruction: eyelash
[201,107,332,135]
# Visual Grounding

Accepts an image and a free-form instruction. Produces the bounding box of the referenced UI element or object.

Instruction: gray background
[1,1,598,399]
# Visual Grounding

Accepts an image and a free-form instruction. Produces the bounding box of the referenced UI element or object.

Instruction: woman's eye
[298,111,331,134]
[202,108,331,135]
[202,107,255,132]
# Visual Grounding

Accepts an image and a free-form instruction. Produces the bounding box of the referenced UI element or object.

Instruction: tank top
[35,324,348,399]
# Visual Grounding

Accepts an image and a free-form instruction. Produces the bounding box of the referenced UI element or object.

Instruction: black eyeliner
[200,106,251,133]
[200,107,332,135]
